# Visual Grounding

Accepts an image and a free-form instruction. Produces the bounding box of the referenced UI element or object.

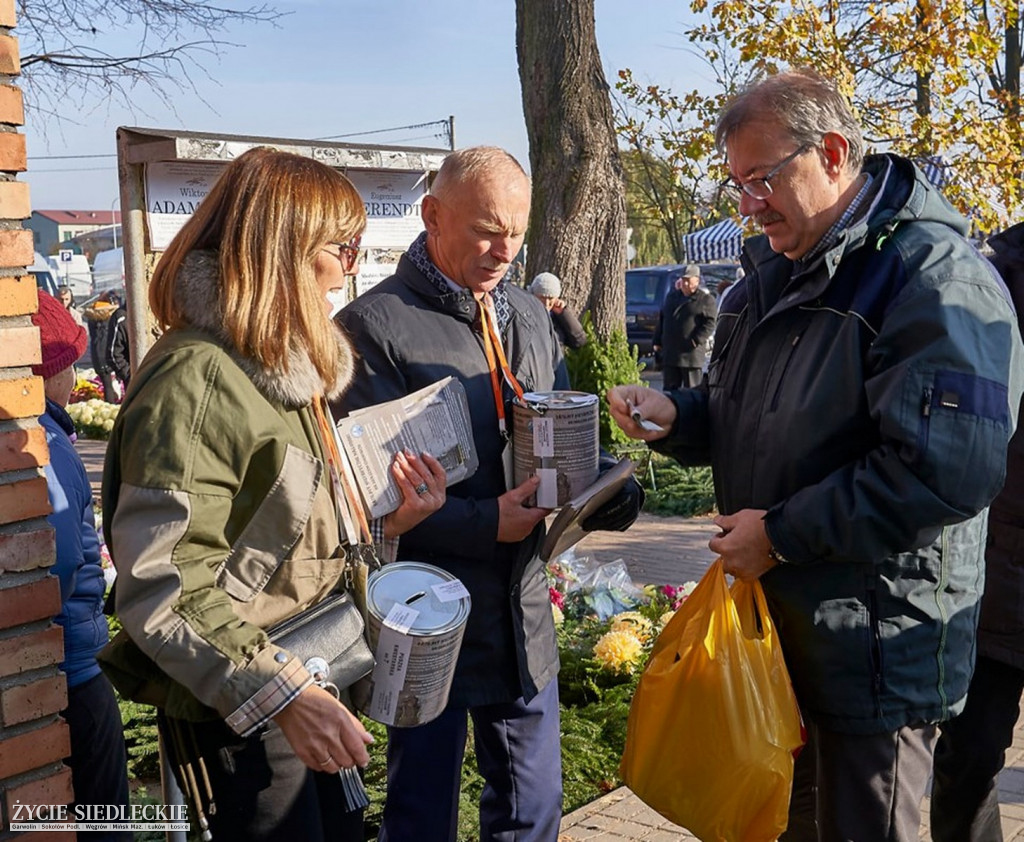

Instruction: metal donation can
[351,561,471,728]
[512,390,600,507]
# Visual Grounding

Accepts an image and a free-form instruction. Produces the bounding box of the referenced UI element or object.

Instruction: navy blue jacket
[978,222,1024,671]
[336,256,568,707]
[41,400,110,688]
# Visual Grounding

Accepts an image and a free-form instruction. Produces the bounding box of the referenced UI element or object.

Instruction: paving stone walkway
[562,509,1024,841]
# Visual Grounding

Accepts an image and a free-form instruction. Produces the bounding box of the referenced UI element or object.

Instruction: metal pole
[117,128,152,372]
[448,115,455,150]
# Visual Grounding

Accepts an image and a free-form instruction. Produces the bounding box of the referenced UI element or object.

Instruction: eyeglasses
[719,144,814,202]
[323,236,362,272]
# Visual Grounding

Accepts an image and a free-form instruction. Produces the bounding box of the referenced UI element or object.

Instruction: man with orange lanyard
[334,146,643,842]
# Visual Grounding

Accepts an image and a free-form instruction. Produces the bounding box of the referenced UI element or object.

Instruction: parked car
[625,262,740,363]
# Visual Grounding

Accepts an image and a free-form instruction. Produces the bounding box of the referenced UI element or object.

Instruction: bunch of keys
[339,766,370,812]
[306,656,370,812]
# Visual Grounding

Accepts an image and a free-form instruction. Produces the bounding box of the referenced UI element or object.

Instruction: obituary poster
[144,161,225,250]
[345,170,428,249]
[144,162,427,253]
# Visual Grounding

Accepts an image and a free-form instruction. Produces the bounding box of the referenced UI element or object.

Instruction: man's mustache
[754,211,783,227]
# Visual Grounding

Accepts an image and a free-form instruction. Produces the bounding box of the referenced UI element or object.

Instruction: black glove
[581,477,645,533]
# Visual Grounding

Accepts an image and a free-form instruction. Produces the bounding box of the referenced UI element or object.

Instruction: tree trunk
[1007,8,1020,120]
[914,0,933,153]
[516,0,626,342]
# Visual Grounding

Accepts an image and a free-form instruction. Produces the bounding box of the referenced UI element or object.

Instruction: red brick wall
[0,0,76,836]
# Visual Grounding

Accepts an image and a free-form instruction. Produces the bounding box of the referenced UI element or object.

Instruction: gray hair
[430,146,529,201]
[714,69,864,174]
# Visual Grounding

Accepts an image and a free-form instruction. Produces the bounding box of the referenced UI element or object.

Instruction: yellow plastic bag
[620,559,804,841]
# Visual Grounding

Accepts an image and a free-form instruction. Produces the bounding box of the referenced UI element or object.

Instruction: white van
[29,251,59,297]
[92,247,125,295]
[48,253,93,299]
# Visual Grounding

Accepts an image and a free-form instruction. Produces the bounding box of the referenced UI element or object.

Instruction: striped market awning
[683,218,744,262]
[916,156,950,189]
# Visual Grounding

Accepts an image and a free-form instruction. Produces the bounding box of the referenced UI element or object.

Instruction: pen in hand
[627,399,664,433]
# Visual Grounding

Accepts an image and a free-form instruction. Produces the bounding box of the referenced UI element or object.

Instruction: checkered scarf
[796,172,876,270]
[406,232,513,331]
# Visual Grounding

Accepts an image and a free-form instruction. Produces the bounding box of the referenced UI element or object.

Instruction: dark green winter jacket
[655,154,1024,734]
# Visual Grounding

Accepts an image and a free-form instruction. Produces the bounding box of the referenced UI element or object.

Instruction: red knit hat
[31,291,87,380]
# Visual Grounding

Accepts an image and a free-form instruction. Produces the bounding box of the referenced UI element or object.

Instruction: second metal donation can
[352,561,471,728]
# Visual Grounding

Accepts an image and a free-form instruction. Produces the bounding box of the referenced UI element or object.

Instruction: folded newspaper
[336,377,479,519]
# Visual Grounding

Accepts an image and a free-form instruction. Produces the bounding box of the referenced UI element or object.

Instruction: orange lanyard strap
[479,294,524,435]
[484,299,525,400]
[480,311,507,434]
[311,396,372,545]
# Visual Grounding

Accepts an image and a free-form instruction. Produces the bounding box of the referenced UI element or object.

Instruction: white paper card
[536,467,558,508]
[532,417,555,457]
[383,603,419,634]
[432,579,470,603]
[367,625,414,722]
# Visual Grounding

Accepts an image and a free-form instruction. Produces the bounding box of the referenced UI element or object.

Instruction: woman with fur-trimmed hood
[99,147,445,841]
[82,291,128,401]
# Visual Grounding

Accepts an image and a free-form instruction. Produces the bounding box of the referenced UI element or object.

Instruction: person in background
[930,220,1024,842]
[652,264,716,390]
[106,292,131,392]
[98,147,446,842]
[105,292,132,393]
[608,69,1023,841]
[57,283,85,329]
[335,145,643,842]
[528,271,588,350]
[82,291,128,403]
[715,267,744,310]
[33,290,131,840]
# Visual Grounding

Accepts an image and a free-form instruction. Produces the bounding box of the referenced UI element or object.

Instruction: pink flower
[659,584,678,600]
[549,587,565,610]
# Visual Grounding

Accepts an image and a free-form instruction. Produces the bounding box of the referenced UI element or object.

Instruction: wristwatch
[767,545,790,565]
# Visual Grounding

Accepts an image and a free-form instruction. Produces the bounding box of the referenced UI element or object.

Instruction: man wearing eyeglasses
[608,69,1024,841]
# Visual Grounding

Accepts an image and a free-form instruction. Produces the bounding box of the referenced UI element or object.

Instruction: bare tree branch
[15,0,283,124]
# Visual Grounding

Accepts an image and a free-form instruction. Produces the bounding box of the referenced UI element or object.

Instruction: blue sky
[22,1,711,211]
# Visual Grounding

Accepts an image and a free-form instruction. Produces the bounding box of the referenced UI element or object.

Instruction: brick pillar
[0,0,76,838]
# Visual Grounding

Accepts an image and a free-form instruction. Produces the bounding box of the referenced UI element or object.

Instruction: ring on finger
[319,755,333,766]
[414,482,429,495]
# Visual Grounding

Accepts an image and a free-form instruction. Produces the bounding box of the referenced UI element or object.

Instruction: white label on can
[432,579,470,603]
[367,625,414,722]
[383,603,419,634]
[533,417,555,457]
[536,467,558,508]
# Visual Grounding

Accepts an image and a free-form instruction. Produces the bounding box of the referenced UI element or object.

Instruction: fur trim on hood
[82,301,119,322]
[173,250,354,407]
